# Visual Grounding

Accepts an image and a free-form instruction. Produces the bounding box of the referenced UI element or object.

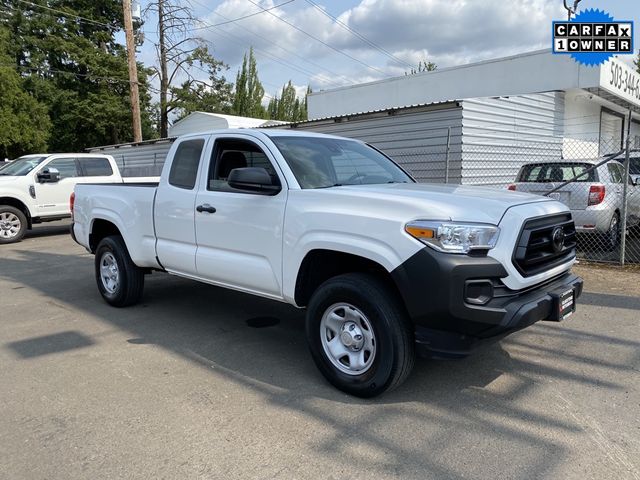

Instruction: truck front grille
[513,213,576,277]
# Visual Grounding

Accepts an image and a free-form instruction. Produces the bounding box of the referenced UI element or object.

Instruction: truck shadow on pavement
[2,248,639,479]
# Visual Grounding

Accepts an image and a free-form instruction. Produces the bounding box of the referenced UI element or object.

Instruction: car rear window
[517,163,596,182]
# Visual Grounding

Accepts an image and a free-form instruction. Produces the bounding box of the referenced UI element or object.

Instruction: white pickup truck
[72,129,583,397]
[0,153,156,243]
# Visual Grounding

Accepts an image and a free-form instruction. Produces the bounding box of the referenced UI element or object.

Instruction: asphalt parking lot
[1,221,639,480]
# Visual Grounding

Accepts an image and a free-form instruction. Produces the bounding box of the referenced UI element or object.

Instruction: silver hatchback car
[508,159,640,248]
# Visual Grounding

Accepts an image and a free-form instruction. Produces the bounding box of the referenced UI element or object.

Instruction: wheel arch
[293,249,405,308]
[89,218,124,253]
[0,196,32,228]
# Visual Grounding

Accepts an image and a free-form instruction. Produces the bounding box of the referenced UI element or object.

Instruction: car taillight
[507,184,517,191]
[588,184,605,206]
[70,192,75,219]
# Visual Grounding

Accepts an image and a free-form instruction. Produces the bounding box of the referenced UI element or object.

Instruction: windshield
[0,156,48,176]
[270,136,413,189]
[629,157,640,175]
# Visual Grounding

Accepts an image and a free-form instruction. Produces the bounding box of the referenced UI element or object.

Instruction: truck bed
[73,183,160,269]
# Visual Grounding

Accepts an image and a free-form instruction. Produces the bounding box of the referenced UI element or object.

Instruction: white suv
[0,153,123,243]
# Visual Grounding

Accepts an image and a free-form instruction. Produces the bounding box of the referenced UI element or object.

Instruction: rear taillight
[70,192,75,219]
[588,184,605,206]
[507,184,517,191]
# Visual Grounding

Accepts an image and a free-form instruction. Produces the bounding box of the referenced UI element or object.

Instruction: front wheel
[0,206,27,244]
[306,273,415,397]
[95,235,144,307]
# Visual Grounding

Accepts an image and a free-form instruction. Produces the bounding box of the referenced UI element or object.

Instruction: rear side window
[607,163,623,183]
[169,139,205,189]
[80,157,113,177]
[517,163,596,183]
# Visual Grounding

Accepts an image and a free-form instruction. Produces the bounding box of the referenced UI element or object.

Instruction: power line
[189,0,353,87]
[303,0,414,69]
[244,0,387,76]
[13,0,115,28]
[191,0,296,30]
[2,63,161,93]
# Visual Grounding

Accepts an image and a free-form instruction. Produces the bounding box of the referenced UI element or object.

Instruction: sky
[135,0,640,102]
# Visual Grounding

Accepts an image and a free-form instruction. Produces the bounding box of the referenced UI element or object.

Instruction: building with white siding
[260,50,636,186]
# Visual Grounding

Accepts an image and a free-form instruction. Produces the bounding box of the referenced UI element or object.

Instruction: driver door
[194,135,287,298]
[33,157,80,217]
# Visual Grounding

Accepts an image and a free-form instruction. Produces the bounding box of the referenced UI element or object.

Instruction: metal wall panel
[278,104,464,183]
[87,139,175,177]
[461,92,565,186]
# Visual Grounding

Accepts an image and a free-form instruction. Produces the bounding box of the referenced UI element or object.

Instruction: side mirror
[37,167,60,183]
[632,177,639,186]
[227,167,281,195]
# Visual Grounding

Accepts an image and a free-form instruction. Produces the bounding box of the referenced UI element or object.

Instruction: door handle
[196,204,216,214]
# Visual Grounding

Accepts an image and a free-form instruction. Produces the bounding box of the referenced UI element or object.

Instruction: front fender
[282,229,422,303]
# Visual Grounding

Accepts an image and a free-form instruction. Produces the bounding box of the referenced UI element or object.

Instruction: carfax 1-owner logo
[552,9,634,66]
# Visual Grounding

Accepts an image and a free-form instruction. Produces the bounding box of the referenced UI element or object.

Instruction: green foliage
[405,60,437,75]
[169,46,234,121]
[233,48,266,118]
[0,30,50,158]
[636,50,640,73]
[267,82,310,122]
[0,0,156,151]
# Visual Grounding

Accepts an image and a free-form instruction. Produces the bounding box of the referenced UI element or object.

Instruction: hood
[313,182,555,225]
[0,175,22,185]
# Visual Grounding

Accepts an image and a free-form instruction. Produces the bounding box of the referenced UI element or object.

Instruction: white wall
[308,50,600,119]
[630,121,640,149]
[562,89,602,158]
[169,113,228,136]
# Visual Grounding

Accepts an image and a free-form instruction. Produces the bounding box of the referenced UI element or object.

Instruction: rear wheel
[0,206,27,244]
[604,212,620,251]
[306,273,414,398]
[95,235,144,307]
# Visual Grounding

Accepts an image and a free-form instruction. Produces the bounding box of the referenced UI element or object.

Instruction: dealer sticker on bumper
[549,287,576,321]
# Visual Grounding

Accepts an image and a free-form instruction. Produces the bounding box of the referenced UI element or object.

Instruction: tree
[169,46,234,120]
[405,60,437,75]
[145,0,232,136]
[0,0,156,150]
[0,30,50,158]
[233,48,266,118]
[635,50,640,73]
[267,82,310,122]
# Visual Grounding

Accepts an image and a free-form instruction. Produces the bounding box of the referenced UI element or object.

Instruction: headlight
[405,221,500,254]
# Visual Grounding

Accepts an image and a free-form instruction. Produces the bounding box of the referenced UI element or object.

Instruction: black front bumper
[390,248,583,358]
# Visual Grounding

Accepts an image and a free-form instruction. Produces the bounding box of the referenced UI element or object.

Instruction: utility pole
[158,0,169,138]
[563,0,582,20]
[123,0,142,142]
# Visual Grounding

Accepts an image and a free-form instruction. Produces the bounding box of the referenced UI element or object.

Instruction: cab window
[168,139,205,190]
[207,139,279,192]
[46,158,79,179]
[79,157,113,177]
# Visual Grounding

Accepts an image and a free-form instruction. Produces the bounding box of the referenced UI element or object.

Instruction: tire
[0,205,27,244]
[306,273,415,398]
[95,235,144,307]
[604,212,621,251]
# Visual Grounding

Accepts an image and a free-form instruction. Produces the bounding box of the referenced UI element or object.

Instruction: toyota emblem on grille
[552,226,565,253]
